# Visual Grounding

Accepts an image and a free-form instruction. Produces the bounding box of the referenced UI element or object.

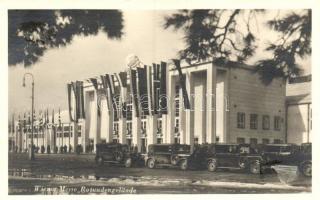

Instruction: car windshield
[175,145,190,153]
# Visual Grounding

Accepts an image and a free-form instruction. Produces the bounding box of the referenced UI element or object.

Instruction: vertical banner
[106,74,118,120]
[90,78,101,116]
[115,72,127,118]
[67,83,74,122]
[129,69,140,117]
[146,65,154,115]
[173,59,191,109]
[152,63,160,114]
[159,61,168,114]
[100,75,111,110]
[137,66,149,115]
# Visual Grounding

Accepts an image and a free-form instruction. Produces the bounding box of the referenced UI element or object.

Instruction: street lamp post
[23,73,35,161]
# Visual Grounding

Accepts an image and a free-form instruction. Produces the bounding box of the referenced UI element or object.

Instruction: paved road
[8,153,311,194]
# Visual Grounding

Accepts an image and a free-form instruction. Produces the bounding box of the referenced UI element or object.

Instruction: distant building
[286,75,312,144]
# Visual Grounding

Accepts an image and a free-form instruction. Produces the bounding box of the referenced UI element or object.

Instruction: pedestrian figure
[41,145,45,154]
[47,145,51,154]
[64,145,67,153]
[60,146,63,154]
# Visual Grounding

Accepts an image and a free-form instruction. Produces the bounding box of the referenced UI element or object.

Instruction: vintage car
[186,143,263,174]
[145,144,191,170]
[95,143,144,168]
[257,143,312,177]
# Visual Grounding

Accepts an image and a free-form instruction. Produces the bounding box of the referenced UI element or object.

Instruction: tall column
[179,88,186,144]
[147,115,157,147]
[206,64,217,143]
[93,90,101,152]
[49,126,55,153]
[166,74,175,144]
[185,72,194,151]
[132,107,141,152]
[17,128,22,152]
[83,91,91,153]
[72,121,78,152]
[119,118,126,144]
[45,127,50,151]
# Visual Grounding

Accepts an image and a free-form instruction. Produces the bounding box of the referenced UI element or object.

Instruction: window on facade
[157,119,162,134]
[237,112,245,129]
[273,139,283,144]
[262,115,270,130]
[141,121,147,134]
[250,138,258,145]
[126,122,132,135]
[126,104,132,120]
[274,116,281,131]
[174,137,180,144]
[174,118,179,133]
[250,114,258,129]
[78,132,81,137]
[262,138,270,144]
[126,139,132,146]
[237,137,245,144]
[175,85,180,98]
[175,99,180,117]
[113,123,119,135]
[157,138,163,144]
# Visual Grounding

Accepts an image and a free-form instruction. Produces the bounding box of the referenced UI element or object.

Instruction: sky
[8,10,311,117]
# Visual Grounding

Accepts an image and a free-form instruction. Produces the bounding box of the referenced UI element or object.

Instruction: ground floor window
[262,138,270,144]
[174,137,180,144]
[237,137,245,144]
[157,138,163,144]
[273,139,283,144]
[112,139,119,143]
[250,138,258,144]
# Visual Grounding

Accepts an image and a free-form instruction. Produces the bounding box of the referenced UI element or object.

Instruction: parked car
[186,143,263,174]
[145,144,191,170]
[95,143,144,168]
[257,143,311,177]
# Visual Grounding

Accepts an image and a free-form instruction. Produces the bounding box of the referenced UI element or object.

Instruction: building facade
[71,61,286,153]
[10,61,287,153]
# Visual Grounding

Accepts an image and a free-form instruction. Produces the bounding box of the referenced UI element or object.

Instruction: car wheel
[301,162,312,177]
[147,159,156,169]
[207,159,217,172]
[124,158,132,168]
[180,159,188,170]
[250,161,261,174]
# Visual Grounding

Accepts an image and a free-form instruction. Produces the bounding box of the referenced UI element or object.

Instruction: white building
[70,60,286,153]
[286,75,312,144]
